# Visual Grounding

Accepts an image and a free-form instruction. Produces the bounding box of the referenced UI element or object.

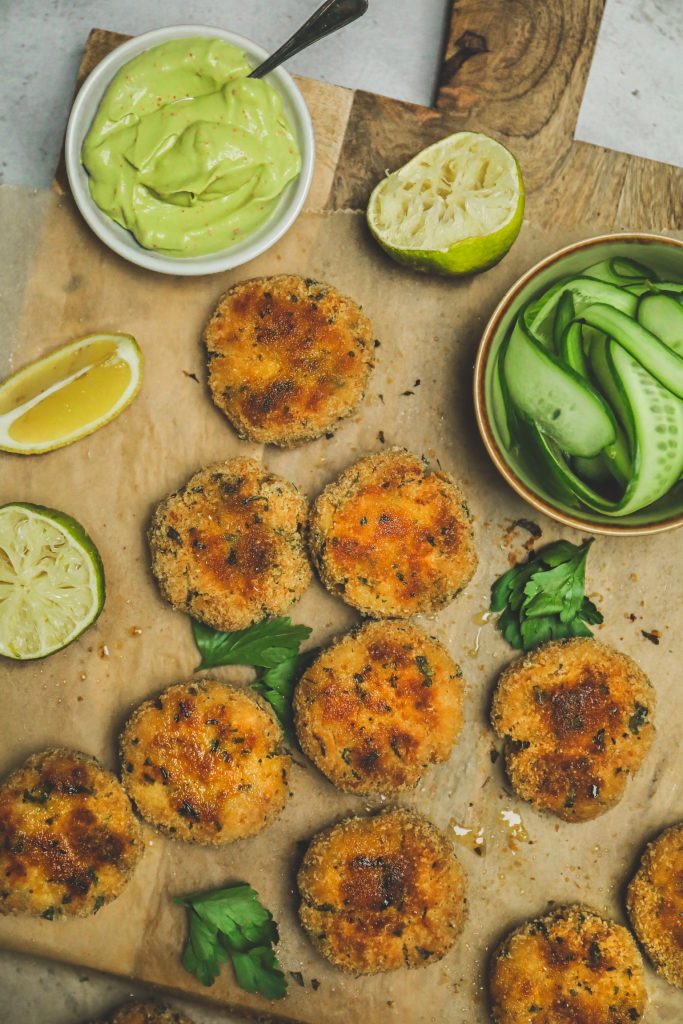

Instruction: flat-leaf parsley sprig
[175,883,287,999]
[191,616,314,744]
[490,539,603,652]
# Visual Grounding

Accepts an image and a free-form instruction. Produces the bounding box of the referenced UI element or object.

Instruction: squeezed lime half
[0,503,105,660]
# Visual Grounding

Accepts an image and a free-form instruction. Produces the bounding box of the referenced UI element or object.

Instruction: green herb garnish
[251,649,318,748]
[490,539,603,652]
[192,617,312,671]
[175,883,287,999]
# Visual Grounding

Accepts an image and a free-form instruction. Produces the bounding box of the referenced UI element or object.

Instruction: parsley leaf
[251,649,318,748]
[192,617,312,671]
[490,539,603,652]
[175,883,287,999]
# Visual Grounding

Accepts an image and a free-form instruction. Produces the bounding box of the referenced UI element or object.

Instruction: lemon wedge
[0,502,105,660]
[0,333,142,454]
[367,131,524,277]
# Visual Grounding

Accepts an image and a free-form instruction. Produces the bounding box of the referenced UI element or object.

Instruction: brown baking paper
[1,189,682,1023]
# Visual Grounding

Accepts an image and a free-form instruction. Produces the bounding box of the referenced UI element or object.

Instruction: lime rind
[0,333,143,455]
[367,131,524,277]
[0,502,105,660]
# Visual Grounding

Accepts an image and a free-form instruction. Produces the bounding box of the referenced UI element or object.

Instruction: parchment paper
[1,191,682,1023]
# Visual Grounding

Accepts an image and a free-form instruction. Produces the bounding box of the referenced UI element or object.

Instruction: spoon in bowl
[249,0,369,79]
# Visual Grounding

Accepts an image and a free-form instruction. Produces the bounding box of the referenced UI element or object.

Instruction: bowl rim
[64,23,315,277]
[473,231,683,537]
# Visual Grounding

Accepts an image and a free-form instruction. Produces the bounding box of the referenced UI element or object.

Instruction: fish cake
[110,1002,194,1024]
[120,680,291,845]
[0,748,142,919]
[308,448,477,617]
[294,620,463,793]
[489,905,647,1024]
[297,808,466,974]
[205,275,375,446]
[148,458,311,632]
[627,822,683,988]
[491,638,654,821]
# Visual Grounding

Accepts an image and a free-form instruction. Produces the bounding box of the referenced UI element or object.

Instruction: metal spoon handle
[249,0,368,79]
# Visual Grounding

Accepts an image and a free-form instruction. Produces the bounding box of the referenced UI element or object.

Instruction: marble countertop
[0,1,448,1021]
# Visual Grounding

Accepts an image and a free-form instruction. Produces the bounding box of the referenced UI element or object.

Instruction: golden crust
[110,1002,194,1024]
[0,748,142,919]
[489,905,647,1024]
[205,275,375,447]
[120,680,291,845]
[294,620,463,793]
[490,638,655,822]
[627,822,683,988]
[148,458,311,631]
[297,808,466,974]
[308,449,477,618]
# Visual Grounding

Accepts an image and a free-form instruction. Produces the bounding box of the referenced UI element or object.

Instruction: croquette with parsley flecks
[308,448,477,618]
[490,637,654,822]
[120,680,291,845]
[297,808,466,974]
[0,748,143,919]
[148,458,311,632]
[294,620,464,793]
[205,275,375,447]
[627,822,683,988]
[489,905,647,1024]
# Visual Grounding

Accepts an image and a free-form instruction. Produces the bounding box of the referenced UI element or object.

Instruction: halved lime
[367,131,525,276]
[0,503,105,660]
[0,333,142,454]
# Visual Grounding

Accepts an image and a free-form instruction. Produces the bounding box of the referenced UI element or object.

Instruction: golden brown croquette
[489,905,647,1024]
[297,808,466,974]
[110,1003,194,1024]
[308,448,477,618]
[148,458,311,632]
[627,822,683,988]
[490,638,655,822]
[293,620,463,793]
[205,275,375,447]
[0,748,142,918]
[120,680,291,845]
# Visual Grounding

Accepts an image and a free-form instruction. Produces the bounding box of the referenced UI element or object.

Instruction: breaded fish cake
[489,906,647,1024]
[294,620,463,793]
[0,748,142,918]
[297,808,466,974]
[205,275,375,447]
[148,458,311,631]
[308,449,477,617]
[491,638,654,822]
[110,1002,194,1024]
[120,680,291,845]
[627,822,683,988]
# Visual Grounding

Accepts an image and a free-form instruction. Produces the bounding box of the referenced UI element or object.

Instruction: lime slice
[367,131,524,276]
[0,333,142,454]
[0,503,105,660]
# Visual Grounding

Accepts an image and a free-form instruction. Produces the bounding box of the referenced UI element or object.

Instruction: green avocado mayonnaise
[81,38,302,257]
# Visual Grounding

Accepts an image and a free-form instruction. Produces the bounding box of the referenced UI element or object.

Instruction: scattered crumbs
[627,613,637,622]
[378,430,385,444]
[289,971,305,987]
[324,431,335,439]
[490,748,500,764]
[374,339,381,348]
[511,517,542,539]
[641,629,661,645]
[182,371,200,383]
[413,379,421,387]
[401,390,415,397]
[377,393,384,404]
[311,978,320,991]
[77,696,84,703]
[630,573,638,582]
[98,644,110,659]
[79,672,87,681]
[129,626,143,637]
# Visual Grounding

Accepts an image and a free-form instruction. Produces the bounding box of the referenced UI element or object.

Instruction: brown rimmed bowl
[473,232,683,536]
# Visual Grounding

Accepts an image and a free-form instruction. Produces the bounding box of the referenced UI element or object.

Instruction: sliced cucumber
[580,302,683,399]
[637,293,683,356]
[526,277,637,348]
[503,317,616,457]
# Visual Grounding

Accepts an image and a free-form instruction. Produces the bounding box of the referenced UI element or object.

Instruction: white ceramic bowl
[65,24,315,276]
